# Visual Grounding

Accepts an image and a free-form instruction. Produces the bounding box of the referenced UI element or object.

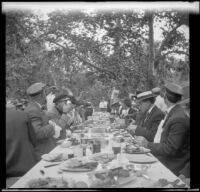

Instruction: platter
[59,158,98,172]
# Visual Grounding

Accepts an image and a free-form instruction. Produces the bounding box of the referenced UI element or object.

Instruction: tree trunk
[147,11,156,89]
[148,11,155,76]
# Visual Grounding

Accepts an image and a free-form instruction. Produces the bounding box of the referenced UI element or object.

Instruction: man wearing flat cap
[129,91,164,142]
[135,82,190,176]
[25,82,56,158]
[46,93,75,140]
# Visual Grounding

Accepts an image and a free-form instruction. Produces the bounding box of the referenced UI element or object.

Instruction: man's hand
[135,136,148,148]
[127,124,137,132]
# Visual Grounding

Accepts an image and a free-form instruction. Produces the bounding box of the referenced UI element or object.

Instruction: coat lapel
[162,104,180,128]
[144,105,157,125]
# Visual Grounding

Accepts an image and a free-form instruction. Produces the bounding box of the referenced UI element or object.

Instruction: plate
[125,154,158,164]
[41,153,68,162]
[91,153,116,163]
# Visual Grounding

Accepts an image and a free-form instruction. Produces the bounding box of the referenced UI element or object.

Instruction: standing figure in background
[25,82,56,158]
[99,97,108,112]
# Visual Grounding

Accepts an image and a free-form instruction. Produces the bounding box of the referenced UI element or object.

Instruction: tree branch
[47,38,117,79]
[159,50,189,59]
[156,23,182,59]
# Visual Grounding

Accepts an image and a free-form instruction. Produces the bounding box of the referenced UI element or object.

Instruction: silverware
[44,163,61,168]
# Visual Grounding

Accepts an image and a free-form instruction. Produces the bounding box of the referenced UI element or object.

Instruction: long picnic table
[10,113,188,188]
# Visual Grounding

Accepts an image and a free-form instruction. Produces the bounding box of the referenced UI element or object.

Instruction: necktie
[144,111,150,123]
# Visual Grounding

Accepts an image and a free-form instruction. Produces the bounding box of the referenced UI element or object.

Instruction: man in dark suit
[131,91,165,142]
[121,98,138,120]
[135,83,190,176]
[25,82,56,158]
[6,108,39,187]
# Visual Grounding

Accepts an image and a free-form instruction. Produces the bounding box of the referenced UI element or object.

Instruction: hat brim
[138,94,157,102]
[111,101,120,106]
[179,98,190,105]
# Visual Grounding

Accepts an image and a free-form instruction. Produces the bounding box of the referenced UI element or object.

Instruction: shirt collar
[167,104,176,114]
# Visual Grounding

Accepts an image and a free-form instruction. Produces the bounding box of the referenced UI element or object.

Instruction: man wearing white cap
[135,82,190,176]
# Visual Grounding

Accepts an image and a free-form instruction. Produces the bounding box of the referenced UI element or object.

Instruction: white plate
[41,153,68,162]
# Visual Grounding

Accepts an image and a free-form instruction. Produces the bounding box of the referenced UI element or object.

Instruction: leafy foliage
[6,9,189,104]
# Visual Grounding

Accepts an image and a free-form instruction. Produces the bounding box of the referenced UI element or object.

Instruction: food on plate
[123,144,150,154]
[60,158,98,171]
[25,177,69,188]
[42,152,68,162]
[91,153,116,164]
[90,167,136,188]
[75,181,89,188]
[60,140,72,148]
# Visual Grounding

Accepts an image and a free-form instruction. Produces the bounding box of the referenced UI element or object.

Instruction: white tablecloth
[10,115,187,188]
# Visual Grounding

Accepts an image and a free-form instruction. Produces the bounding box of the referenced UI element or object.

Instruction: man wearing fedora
[25,82,57,158]
[135,82,190,176]
[129,91,164,142]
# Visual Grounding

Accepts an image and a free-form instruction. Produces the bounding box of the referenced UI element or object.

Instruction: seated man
[135,83,190,176]
[130,91,164,142]
[121,98,138,122]
[25,82,57,158]
[46,94,75,140]
[83,101,94,120]
[6,108,39,187]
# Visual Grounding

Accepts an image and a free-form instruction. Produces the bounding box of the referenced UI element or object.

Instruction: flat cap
[27,82,46,96]
[137,91,157,102]
[179,98,190,105]
[164,82,183,96]
[53,94,71,103]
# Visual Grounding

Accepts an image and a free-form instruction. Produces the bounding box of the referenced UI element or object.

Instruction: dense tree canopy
[6,9,189,105]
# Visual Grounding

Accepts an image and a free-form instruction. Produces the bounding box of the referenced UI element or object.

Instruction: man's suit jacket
[147,104,190,176]
[25,101,56,158]
[6,109,39,177]
[135,105,165,142]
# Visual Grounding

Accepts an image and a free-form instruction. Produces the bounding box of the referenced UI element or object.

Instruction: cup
[93,141,101,153]
[112,141,121,155]
[68,149,74,159]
